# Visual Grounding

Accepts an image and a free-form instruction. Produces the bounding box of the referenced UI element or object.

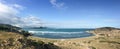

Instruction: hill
[0,24,60,49]
[0,24,32,37]
[92,27,120,37]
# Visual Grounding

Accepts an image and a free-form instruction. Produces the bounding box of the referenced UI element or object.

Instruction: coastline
[28,31,97,49]
[0,24,120,49]
[28,29,120,49]
[26,28,95,39]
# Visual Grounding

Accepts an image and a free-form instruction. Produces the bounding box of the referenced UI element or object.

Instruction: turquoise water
[24,28,94,39]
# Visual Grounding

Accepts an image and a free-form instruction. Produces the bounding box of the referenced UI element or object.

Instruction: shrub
[88,46,96,49]
[99,40,120,44]
[48,42,54,45]
[21,30,32,37]
[27,39,45,46]
[8,38,15,46]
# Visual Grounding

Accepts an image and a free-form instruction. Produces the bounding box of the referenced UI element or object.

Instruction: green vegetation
[0,24,32,37]
[0,24,59,49]
[21,30,32,37]
[0,24,21,31]
[99,40,120,44]
[48,42,54,45]
[88,46,96,49]
[27,39,45,46]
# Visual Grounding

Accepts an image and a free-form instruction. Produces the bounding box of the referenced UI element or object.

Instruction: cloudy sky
[0,0,120,28]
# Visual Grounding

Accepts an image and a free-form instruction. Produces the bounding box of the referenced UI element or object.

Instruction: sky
[0,0,120,28]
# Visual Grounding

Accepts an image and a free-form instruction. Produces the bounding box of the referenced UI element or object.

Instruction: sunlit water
[24,28,94,39]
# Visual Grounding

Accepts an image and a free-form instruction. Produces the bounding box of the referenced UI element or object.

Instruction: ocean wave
[28,30,84,34]
[26,29,94,39]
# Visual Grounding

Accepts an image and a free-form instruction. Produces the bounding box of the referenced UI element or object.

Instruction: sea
[24,28,95,39]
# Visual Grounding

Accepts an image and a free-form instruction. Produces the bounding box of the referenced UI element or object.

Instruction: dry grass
[1,29,120,49]
[0,31,24,40]
[28,30,120,49]
[0,31,60,49]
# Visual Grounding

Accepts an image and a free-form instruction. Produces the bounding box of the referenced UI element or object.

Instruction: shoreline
[28,30,95,39]
[1,24,120,49]
[28,34,97,49]
[27,30,96,43]
[28,29,120,49]
[29,35,96,40]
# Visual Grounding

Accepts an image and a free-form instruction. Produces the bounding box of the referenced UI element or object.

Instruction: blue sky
[0,0,120,28]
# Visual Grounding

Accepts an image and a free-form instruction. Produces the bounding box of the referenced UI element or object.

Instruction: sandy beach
[28,29,120,49]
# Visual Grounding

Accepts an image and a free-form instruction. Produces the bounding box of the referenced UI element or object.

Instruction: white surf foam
[28,30,84,34]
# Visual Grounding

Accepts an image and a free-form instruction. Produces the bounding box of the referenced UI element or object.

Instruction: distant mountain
[30,27,48,29]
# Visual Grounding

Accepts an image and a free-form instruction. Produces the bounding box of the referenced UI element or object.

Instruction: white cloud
[0,2,20,24]
[0,2,42,27]
[12,4,25,10]
[50,0,67,9]
[0,3,18,15]
[19,16,42,27]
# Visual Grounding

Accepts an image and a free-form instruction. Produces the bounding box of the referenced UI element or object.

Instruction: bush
[8,38,15,46]
[30,41,44,46]
[27,39,45,46]
[21,30,32,37]
[88,46,96,49]
[48,42,54,45]
[37,41,45,45]
[99,40,120,44]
